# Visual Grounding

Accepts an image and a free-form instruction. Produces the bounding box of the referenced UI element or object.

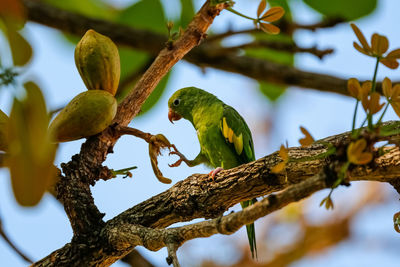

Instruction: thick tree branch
[23,0,394,96]
[34,121,400,266]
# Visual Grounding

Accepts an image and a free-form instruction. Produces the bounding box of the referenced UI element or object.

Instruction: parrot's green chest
[196,124,241,169]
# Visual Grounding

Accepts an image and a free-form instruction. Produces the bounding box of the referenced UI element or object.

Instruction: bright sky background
[1,0,400,266]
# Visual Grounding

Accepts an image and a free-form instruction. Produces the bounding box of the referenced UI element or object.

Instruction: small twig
[292,17,345,31]
[218,40,334,59]
[0,217,33,263]
[166,242,180,267]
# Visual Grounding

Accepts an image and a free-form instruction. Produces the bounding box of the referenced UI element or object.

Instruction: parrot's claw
[208,167,224,181]
[168,158,183,167]
[168,145,189,167]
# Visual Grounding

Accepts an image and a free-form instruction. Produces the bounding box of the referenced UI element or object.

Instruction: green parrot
[168,86,257,258]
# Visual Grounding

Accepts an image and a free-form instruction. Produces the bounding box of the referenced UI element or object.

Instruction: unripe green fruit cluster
[49,30,120,142]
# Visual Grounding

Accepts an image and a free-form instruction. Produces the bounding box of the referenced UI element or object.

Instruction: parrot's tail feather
[241,199,258,259]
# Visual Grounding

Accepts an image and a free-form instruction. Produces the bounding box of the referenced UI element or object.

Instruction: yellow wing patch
[221,117,243,155]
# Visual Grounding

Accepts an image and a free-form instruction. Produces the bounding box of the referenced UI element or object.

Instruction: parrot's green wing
[220,104,255,164]
[219,104,257,258]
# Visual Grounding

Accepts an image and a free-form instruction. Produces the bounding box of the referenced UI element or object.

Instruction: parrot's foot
[208,167,224,181]
[168,145,189,167]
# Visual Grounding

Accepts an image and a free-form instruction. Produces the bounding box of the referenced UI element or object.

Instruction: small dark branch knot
[323,164,338,187]
[267,194,277,206]
[166,255,173,265]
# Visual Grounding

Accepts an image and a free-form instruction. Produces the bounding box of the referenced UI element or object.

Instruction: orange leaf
[371,33,389,56]
[353,42,370,56]
[299,126,314,147]
[369,92,385,114]
[380,58,399,69]
[347,78,361,99]
[260,23,280,34]
[261,6,285,22]
[386,48,400,59]
[278,144,289,160]
[257,0,267,18]
[361,81,372,98]
[0,0,25,23]
[350,23,371,51]
[391,101,400,118]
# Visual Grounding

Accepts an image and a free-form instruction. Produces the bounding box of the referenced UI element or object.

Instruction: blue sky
[1,0,400,266]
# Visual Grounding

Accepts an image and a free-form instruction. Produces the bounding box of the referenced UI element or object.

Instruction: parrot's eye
[173,99,180,106]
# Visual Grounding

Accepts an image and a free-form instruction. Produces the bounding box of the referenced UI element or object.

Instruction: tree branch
[34,121,400,266]
[23,0,393,97]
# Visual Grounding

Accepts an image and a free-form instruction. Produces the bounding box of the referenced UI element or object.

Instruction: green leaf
[6,82,57,206]
[303,0,377,21]
[180,0,195,28]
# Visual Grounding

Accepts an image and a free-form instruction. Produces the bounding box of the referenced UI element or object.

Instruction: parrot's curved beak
[168,108,182,124]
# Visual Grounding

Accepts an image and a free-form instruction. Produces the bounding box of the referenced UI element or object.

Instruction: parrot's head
[168,87,215,123]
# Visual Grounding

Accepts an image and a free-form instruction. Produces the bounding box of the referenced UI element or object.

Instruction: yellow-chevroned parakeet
[168,87,257,258]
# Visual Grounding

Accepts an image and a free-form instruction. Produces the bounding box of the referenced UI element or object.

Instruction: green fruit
[0,109,8,151]
[49,90,117,142]
[75,29,120,96]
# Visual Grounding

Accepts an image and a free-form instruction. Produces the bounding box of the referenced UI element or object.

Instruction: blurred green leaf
[43,0,113,19]
[6,82,57,206]
[141,72,171,114]
[246,35,293,101]
[303,0,377,21]
[117,0,166,34]
[180,0,195,28]
[115,0,170,115]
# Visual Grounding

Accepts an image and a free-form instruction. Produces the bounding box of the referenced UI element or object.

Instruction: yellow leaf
[353,42,370,56]
[347,139,373,165]
[382,77,392,98]
[261,6,285,22]
[371,33,389,56]
[6,82,57,206]
[299,126,314,147]
[271,162,286,173]
[347,78,361,99]
[257,0,267,18]
[260,23,280,35]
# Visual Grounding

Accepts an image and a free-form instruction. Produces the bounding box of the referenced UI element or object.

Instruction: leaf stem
[376,102,390,125]
[368,57,380,129]
[226,7,255,21]
[351,100,359,133]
